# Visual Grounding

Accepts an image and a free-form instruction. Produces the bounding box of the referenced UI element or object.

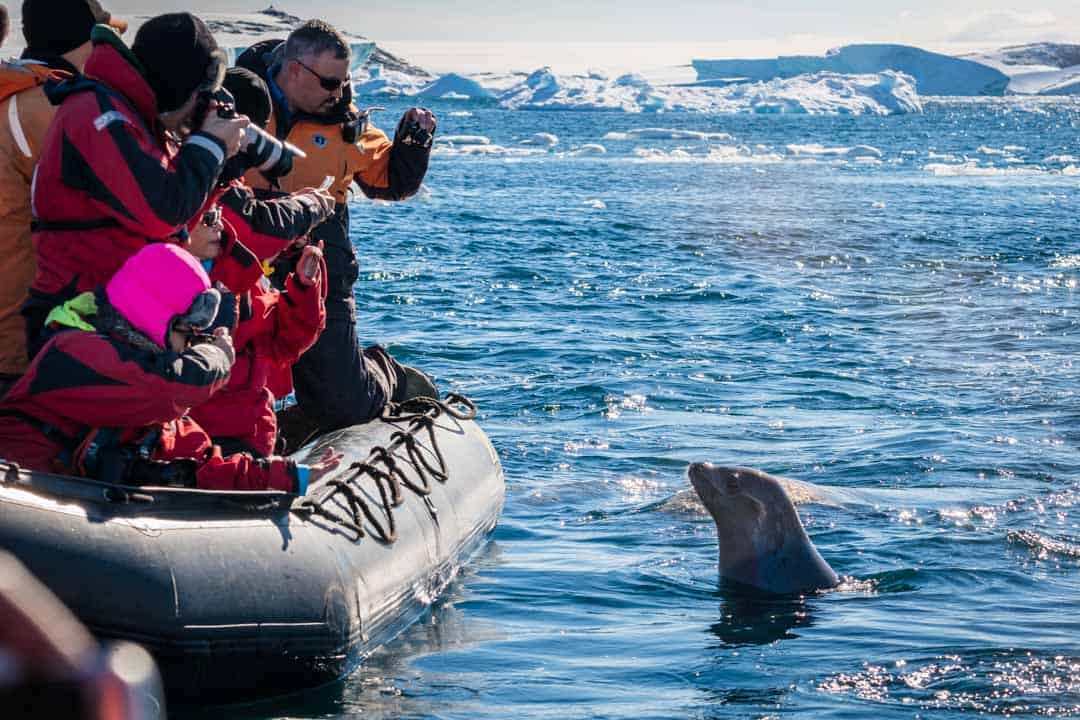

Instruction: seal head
[689,463,839,595]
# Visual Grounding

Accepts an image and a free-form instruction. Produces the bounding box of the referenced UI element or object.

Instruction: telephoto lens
[242,125,307,179]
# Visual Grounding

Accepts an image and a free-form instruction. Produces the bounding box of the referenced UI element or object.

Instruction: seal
[689,462,839,595]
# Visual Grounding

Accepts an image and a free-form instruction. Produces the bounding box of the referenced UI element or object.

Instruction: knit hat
[131,13,225,113]
[105,244,219,348]
[223,67,271,128]
[22,0,123,56]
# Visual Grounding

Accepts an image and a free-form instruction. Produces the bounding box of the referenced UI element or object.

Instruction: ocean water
[204,98,1080,719]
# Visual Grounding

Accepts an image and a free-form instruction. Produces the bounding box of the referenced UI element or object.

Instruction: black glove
[394,109,436,149]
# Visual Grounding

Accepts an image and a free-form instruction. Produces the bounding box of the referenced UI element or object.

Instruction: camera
[194,88,306,180]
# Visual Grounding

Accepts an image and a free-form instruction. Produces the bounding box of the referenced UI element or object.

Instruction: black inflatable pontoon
[0,395,504,703]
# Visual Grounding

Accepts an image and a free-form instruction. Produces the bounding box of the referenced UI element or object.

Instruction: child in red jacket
[185,205,326,456]
[0,244,339,491]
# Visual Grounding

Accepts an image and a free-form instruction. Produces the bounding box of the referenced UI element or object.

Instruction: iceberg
[415,74,496,101]
[487,68,920,114]
[693,44,1009,96]
[353,66,920,114]
[964,43,1080,95]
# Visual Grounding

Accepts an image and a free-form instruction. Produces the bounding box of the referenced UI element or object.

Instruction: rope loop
[291,394,473,544]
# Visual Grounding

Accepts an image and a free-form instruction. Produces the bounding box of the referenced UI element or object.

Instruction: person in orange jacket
[0,0,126,397]
[236,20,439,434]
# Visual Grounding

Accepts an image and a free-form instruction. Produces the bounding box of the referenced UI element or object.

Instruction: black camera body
[195,87,305,180]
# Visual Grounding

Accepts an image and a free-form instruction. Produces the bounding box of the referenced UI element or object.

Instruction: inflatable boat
[0,395,505,704]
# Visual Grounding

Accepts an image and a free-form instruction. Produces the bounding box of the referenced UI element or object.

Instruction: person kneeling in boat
[184,203,327,456]
[0,243,340,491]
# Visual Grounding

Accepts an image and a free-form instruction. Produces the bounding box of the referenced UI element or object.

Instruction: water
[203,99,1080,718]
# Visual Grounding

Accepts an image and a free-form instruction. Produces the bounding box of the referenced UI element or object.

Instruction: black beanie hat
[131,13,224,113]
[223,67,271,128]
[22,0,110,56]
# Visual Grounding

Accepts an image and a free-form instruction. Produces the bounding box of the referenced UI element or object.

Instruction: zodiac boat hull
[0,399,505,703]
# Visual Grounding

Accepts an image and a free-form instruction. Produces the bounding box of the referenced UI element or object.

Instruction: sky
[32,2,1080,74]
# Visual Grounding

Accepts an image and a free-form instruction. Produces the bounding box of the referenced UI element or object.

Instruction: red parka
[0,309,302,492]
[24,28,225,349]
[189,228,325,456]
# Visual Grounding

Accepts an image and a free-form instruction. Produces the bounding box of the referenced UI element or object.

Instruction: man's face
[286,51,349,115]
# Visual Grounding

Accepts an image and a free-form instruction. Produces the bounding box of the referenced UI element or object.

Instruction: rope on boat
[291,393,477,543]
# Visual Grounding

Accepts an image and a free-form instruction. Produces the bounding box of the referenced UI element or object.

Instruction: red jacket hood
[83,38,159,128]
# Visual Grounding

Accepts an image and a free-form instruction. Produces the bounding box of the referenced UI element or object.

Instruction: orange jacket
[0,61,66,376]
[248,112,396,206]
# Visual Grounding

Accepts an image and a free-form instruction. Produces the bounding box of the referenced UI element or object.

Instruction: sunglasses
[202,207,222,228]
[294,58,346,92]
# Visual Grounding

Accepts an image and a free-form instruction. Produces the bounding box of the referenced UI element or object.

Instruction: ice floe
[562,144,608,157]
[786,144,884,158]
[602,129,735,141]
[520,133,560,147]
[438,135,492,146]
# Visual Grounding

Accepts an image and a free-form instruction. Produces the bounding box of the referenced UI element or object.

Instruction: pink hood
[105,244,210,347]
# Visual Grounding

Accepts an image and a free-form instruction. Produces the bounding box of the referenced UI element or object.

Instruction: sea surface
[203,98,1080,719]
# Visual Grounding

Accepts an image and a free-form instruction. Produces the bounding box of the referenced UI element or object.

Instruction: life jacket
[0,60,70,376]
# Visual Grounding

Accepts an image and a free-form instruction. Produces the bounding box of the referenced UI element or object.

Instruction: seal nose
[688,461,713,475]
[688,462,720,502]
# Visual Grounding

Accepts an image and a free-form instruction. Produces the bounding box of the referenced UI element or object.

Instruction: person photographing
[237,20,438,436]
[22,12,249,357]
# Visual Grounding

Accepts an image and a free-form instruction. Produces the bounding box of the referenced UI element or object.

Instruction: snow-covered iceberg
[963,43,1080,95]
[356,66,921,115]
[415,74,496,101]
[693,44,1009,96]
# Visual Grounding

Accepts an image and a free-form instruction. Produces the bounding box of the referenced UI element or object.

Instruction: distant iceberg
[963,43,1080,95]
[415,74,496,101]
[360,66,920,115]
[693,44,1009,96]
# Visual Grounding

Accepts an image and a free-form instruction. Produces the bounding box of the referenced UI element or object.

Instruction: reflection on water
[178,99,1080,718]
[709,593,817,647]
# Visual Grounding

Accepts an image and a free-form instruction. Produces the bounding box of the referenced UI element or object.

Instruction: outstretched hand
[403,107,436,132]
[308,446,344,484]
[295,242,324,287]
[395,107,436,148]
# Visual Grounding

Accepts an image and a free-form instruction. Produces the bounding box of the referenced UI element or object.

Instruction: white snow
[963,44,1080,95]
